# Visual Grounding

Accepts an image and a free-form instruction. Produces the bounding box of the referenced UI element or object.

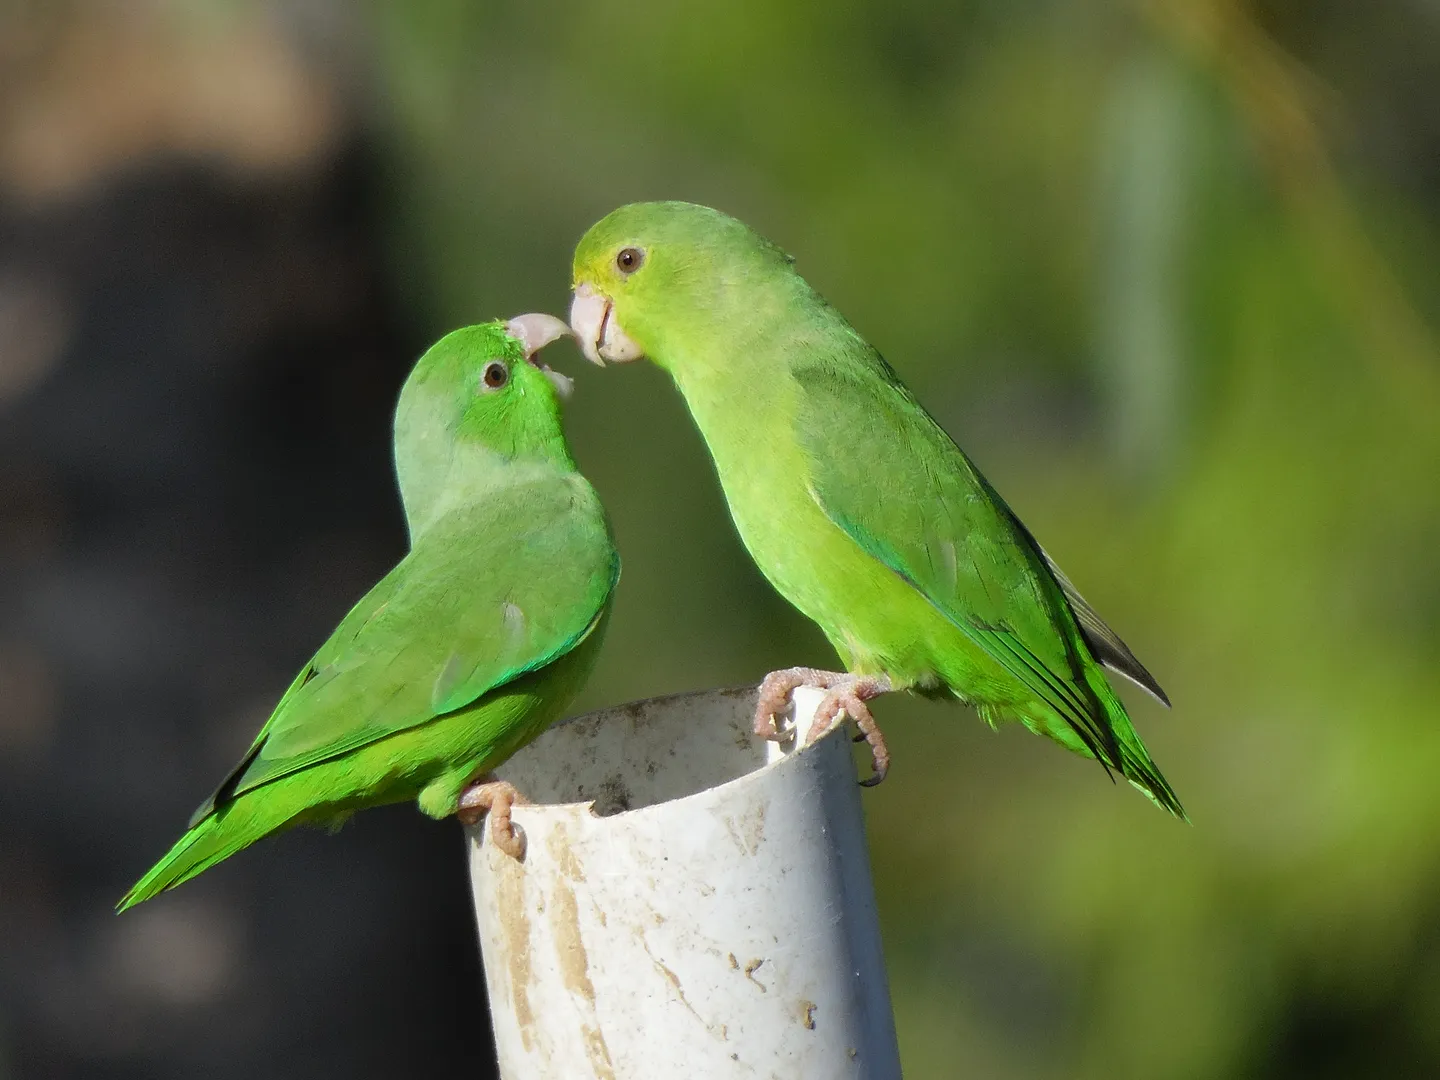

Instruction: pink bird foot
[755,666,833,740]
[753,668,893,785]
[456,775,528,860]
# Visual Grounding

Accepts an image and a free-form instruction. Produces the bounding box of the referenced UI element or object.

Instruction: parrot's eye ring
[616,247,644,274]
[481,361,509,390]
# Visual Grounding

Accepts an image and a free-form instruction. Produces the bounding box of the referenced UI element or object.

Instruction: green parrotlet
[120,315,619,911]
[569,201,1182,817]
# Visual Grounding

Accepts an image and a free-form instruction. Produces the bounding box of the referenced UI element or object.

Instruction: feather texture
[121,323,617,909]
[573,202,1183,818]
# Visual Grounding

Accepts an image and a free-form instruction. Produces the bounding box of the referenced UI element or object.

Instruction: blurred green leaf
[366,1,1440,1074]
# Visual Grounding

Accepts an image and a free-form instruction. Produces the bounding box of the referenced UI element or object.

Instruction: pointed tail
[1083,663,1188,821]
[118,792,302,912]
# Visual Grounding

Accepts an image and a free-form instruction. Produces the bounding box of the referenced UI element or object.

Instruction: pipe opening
[496,685,777,816]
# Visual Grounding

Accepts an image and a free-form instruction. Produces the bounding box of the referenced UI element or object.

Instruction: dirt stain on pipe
[551,880,596,1005]
[641,937,728,1042]
[579,1025,615,1080]
[724,799,768,856]
[545,822,615,1078]
[493,851,535,1052]
[800,999,818,1030]
[744,957,768,992]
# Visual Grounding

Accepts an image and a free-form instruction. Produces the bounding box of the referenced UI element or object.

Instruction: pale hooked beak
[505,312,576,399]
[569,283,644,367]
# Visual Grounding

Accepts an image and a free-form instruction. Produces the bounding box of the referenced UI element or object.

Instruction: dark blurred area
[2,1,1438,1078]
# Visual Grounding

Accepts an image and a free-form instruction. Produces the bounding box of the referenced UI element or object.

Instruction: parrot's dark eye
[616,247,644,274]
[480,361,509,390]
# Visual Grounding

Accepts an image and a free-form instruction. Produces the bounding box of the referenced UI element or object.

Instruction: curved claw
[752,667,893,785]
[456,777,528,860]
[753,666,833,741]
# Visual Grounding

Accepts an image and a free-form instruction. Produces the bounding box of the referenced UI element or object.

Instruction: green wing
[1033,546,1169,706]
[792,362,1165,767]
[192,474,617,823]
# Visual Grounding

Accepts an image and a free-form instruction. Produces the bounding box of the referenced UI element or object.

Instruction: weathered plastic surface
[466,685,902,1079]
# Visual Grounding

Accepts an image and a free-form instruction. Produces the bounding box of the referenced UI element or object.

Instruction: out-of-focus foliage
[2,0,1437,1076]
[369,1,1440,1076]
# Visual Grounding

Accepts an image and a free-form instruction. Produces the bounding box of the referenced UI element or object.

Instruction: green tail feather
[1007,662,1187,821]
[117,794,303,912]
[1083,664,1188,822]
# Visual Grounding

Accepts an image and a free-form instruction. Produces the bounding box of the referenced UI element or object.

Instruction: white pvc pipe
[466,685,902,1079]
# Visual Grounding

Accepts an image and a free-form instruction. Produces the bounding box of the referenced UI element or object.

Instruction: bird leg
[753,668,893,786]
[809,674,893,786]
[754,666,844,740]
[456,775,528,860]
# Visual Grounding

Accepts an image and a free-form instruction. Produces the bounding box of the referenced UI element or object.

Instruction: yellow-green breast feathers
[573,202,1182,818]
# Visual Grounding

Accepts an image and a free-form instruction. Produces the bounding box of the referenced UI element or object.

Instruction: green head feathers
[570,201,803,373]
[395,317,575,537]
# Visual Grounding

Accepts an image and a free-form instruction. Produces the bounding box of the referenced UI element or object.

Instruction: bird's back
[671,269,1181,814]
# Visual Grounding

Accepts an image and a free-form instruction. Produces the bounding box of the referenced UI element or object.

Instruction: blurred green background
[2,1,1438,1077]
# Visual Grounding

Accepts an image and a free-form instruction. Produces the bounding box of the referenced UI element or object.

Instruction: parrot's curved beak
[569,284,644,367]
[505,312,576,399]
